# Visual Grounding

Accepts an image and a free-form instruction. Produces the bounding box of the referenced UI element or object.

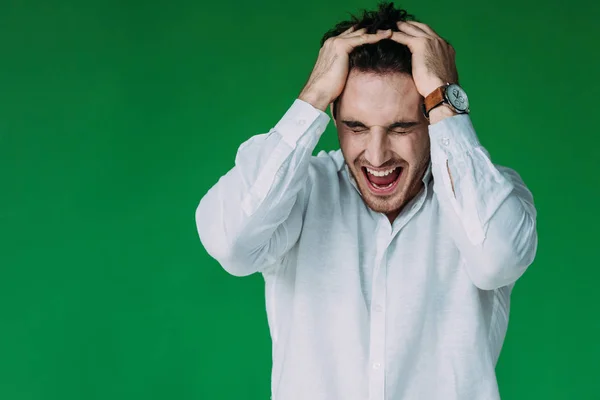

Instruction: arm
[195,100,330,276]
[428,112,538,290]
[387,20,538,291]
[196,28,396,276]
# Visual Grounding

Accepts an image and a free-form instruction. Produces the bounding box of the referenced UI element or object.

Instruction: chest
[292,187,473,311]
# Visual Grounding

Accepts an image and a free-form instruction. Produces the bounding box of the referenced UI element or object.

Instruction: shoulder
[308,149,345,179]
[301,149,349,205]
[293,149,345,196]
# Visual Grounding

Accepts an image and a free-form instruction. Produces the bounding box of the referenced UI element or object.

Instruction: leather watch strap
[423,86,446,118]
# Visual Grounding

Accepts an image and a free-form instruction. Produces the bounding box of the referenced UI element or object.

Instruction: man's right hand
[298,27,393,111]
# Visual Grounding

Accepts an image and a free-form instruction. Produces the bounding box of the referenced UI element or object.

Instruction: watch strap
[423,85,447,118]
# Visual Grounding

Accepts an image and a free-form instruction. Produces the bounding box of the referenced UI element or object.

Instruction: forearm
[429,114,538,290]
[196,100,330,276]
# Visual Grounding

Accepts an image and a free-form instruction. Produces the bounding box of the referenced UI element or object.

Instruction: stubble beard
[347,156,430,216]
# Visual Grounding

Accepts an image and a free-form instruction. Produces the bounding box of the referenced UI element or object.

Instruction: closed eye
[343,121,368,132]
[341,119,420,134]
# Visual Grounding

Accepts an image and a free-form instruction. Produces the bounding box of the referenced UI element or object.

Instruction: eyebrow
[341,119,420,129]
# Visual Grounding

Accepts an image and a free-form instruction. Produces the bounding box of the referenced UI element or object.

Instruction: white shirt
[195,99,538,400]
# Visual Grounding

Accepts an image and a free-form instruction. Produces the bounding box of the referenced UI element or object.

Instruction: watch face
[446,84,469,112]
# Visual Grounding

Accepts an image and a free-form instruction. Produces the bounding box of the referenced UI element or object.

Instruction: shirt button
[373,362,381,370]
[373,305,382,312]
[442,137,450,146]
[297,119,306,126]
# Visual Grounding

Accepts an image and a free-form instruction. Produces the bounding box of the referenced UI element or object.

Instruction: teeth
[366,167,398,177]
[372,182,394,189]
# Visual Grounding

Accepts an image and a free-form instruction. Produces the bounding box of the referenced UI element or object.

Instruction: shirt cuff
[428,114,515,245]
[429,114,480,160]
[273,99,330,148]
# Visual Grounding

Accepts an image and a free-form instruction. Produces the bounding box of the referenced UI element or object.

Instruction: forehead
[338,71,422,123]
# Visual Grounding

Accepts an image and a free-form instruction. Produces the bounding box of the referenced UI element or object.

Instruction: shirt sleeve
[429,114,538,290]
[195,99,330,276]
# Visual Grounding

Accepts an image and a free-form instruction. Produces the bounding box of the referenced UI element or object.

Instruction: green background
[1,0,598,399]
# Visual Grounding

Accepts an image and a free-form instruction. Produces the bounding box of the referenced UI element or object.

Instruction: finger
[389,30,419,49]
[344,27,367,38]
[396,20,429,38]
[405,21,439,37]
[344,29,392,47]
[344,30,392,47]
[346,28,393,39]
[340,25,357,36]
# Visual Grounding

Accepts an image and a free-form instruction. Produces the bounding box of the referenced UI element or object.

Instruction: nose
[364,129,392,167]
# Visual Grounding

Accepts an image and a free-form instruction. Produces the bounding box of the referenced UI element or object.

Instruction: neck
[386,210,401,224]
[385,180,425,224]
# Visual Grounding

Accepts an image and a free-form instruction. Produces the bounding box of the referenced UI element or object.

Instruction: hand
[299,27,393,111]
[391,21,459,98]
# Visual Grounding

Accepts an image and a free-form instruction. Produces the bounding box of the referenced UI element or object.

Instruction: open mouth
[362,166,403,195]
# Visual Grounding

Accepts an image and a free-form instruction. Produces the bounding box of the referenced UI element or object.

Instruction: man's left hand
[391,21,459,99]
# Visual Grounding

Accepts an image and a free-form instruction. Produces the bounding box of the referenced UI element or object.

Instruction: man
[195,2,537,399]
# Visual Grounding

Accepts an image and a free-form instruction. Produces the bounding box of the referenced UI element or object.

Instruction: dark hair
[320,2,416,118]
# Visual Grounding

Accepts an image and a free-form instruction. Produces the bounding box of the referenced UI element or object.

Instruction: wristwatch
[422,83,469,119]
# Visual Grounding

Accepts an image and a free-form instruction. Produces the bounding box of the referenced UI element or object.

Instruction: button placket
[368,217,390,400]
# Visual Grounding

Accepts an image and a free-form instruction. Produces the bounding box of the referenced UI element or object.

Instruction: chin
[356,166,410,215]
[361,189,407,215]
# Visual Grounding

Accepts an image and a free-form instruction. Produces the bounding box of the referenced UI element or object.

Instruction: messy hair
[320,2,416,117]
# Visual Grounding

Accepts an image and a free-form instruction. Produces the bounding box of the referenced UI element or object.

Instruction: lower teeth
[365,167,401,190]
[372,181,394,189]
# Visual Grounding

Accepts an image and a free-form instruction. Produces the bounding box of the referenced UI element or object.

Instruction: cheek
[339,133,364,161]
[393,134,430,163]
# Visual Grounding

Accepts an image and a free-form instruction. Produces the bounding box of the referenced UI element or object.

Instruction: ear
[329,102,337,128]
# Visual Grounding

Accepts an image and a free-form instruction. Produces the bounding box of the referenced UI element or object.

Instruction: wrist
[298,89,330,112]
[424,82,469,124]
[422,79,446,99]
[428,104,458,125]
